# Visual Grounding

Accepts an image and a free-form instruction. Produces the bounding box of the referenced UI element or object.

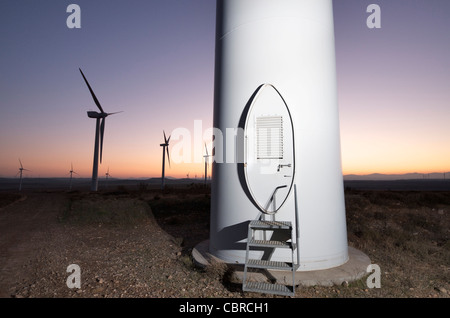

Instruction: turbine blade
[163,130,167,143]
[79,68,105,113]
[100,118,105,163]
[19,158,23,169]
[167,134,171,144]
[166,146,171,167]
[107,111,123,116]
[205,143,209,156]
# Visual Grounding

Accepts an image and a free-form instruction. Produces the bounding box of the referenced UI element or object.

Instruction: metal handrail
[294,184,300,267]
[263,184,288,214]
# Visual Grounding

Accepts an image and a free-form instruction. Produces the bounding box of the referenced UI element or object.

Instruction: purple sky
[1,0,449,178]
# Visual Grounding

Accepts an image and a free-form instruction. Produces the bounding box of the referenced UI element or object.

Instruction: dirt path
[0,193,67,297]
[0,191,237,298]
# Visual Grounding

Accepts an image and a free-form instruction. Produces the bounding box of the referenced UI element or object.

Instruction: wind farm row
[6,158,212,193]
[8,69,212,192]
[7,69,446,193]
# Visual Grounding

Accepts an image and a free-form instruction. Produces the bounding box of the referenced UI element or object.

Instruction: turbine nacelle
[87,111,122,119]
[87,111,108,119]
[18,159,30,173]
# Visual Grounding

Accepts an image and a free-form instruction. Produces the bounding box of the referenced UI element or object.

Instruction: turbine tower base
[192,240,371,288]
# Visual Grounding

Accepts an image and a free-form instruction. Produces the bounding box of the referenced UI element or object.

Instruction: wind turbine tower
[79,68,122,192]
[17,159,30,191]
[160,131,171,190]
[203,143,211,186]
[193,1,370,289]
[68,163,78,190]
[105,167,112,188]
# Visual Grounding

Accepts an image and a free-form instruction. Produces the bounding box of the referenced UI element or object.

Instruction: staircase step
[248,239,295,249]
[247,259,295,270]
[243,281,295,297]
[243,215,299,297]
[249,220,292,230]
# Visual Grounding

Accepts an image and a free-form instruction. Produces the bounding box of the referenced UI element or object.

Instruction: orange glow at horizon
[1,2,450,181]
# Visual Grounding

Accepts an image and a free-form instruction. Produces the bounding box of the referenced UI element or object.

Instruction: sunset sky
[1,0,449,179]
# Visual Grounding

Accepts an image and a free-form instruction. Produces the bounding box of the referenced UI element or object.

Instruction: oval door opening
[243,84,295,214]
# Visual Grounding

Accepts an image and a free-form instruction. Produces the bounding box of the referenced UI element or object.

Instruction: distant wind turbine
[203,143,211,186]
[105,167,111,179]
[17,159,30,191]
[203,142,211,186]
[160,130,171,190]
[68,163,78,190]
[79,68,123,192]
[105,167,112,188]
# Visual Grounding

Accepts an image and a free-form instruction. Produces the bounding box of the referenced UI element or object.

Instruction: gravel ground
[0,189,449,301]
[0,192,240,298]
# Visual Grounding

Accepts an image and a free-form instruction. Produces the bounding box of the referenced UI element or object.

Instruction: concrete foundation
[192,240,371,287]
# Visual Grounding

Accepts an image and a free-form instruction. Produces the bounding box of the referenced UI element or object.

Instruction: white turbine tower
[17,159,30,191]
[203,143,211,186]
[79,68,122,192]
[68,163,78,190]
[193,1,370,293]
[160,131,171,190]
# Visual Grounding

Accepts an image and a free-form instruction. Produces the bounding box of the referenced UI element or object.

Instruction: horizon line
[1,171,450,180]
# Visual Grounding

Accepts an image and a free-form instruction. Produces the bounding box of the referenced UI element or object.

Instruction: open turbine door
[243,84,295,215]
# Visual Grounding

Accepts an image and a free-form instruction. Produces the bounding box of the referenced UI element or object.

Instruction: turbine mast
[203,143,211,186]
[160,130,171,190]
[91,117,101,191]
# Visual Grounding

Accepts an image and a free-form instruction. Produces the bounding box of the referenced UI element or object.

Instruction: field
[0,180,449,300]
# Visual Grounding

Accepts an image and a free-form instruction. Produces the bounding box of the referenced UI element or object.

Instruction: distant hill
[0,177,209,191]
[344,172,449,181]
[1,173,449,192]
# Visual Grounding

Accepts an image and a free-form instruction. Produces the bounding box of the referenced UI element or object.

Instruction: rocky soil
[0,188,448,301]
[0,191,235,299]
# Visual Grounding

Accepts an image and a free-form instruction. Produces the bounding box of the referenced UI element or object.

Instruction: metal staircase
[242,185,300,296]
